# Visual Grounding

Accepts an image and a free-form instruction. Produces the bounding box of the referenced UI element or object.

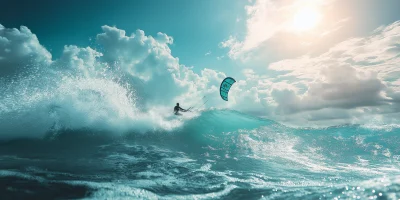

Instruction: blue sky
[1,0,400,126]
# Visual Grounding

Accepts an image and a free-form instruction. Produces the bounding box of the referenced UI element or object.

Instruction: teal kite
[220,77,236,101]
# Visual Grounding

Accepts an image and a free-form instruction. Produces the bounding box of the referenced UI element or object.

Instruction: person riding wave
[174,103,189,115]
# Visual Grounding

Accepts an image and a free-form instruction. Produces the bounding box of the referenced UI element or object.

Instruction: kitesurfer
[174,103,188,115]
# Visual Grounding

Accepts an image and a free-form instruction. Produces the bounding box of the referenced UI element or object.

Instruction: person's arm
[179,107,188,112]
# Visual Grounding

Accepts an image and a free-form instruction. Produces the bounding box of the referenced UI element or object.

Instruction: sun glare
[292,6,321,32]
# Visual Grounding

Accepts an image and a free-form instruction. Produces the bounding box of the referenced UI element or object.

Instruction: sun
[291,6,321,32]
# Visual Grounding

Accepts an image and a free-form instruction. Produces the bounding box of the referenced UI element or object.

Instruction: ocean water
[1,71,400,199]
[1,109,400,199]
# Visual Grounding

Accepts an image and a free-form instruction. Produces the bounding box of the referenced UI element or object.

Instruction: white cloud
[244,20,400,125]
[268,21,400,80]
[95,25,185,106]
[55,45,104,77]
[270,65,387,115]
[205,51,211,56]
[0,25,52,76]
[319,17,350,37]
[216,55,225,60]
[220,0,340,60]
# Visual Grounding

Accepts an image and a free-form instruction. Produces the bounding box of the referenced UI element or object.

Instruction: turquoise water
[0,67,399,199]
[1,109,400,199]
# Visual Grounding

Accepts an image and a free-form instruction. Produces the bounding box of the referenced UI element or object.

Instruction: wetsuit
[174,106,186,115]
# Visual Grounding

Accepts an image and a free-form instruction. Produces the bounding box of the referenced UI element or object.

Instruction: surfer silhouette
[174,103,188,115]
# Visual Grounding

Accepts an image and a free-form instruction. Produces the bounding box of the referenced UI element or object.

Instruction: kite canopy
[220,77,236,101]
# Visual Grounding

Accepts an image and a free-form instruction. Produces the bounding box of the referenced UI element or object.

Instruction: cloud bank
[233,21,400,126]
[1,21,400,128]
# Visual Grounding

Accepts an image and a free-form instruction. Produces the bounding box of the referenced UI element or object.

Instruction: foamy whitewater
[1,59,400,200]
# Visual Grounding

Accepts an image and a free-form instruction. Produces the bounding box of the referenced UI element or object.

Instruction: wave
[1,63,400,182]
[174,110,400,171]
[2,98,400,162]
[0,67,193,140]
[3,108,400,171]
[1,108,400,199]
